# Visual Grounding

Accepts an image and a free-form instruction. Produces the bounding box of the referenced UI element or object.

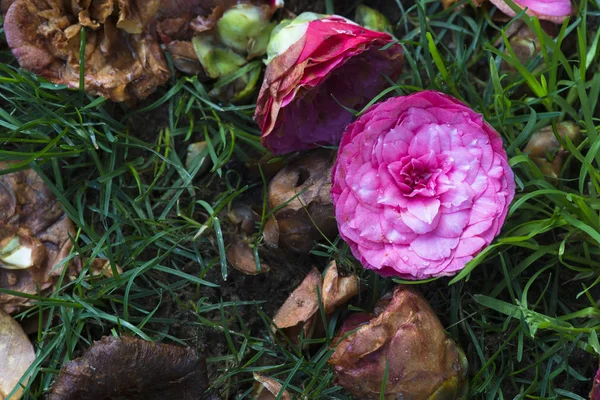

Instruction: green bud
[192,35,247,79]
[217,4,275,58]
[354,4,393,34]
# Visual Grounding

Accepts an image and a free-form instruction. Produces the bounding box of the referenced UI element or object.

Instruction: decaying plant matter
[272,262,358,344]
[0,163,78,314]
[264,149,337,253]
[0,309,36,400]
[328,286,468,399]
[3,0,170,102]
[49,335,216,400]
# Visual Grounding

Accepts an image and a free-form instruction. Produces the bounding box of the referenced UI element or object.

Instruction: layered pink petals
[254,14,403,155]
[331,91,515,280]
[489,0,573,23]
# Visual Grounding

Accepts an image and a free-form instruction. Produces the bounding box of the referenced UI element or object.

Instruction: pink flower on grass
[489,0,573,23]
[331,91,515,280]
[254,13,403,155]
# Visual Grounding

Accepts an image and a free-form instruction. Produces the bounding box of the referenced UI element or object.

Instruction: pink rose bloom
[489,0,573,23]
[331,91,515,279]
[591,368,600,400]
[254,12,403,155]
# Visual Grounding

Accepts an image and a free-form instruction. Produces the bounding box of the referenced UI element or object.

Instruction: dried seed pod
[329,286,468,399]
[49,335,216,400]
[0,164,79,314]
[265,150,337,253]
[524,121,580,180]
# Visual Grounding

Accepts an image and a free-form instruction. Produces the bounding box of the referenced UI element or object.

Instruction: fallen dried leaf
[0,309,35,400]
[49,335,216,400]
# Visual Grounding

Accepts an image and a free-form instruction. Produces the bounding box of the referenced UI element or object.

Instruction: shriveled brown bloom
[329,286,468,400]
[226,238,270,275]
[322,261,358,314]
[4,0,169,101]
[263,150,337,253]
[49,335,216,400]
[0,163,78,314]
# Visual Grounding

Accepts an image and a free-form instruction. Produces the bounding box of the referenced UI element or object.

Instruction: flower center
[388,151,440,197]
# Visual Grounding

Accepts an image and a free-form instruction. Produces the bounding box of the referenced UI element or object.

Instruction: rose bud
[354,4,393,34]
[328,286,468,399]
[264,149,337,253]
[4,0,169,102]
[523,121,580,181]
[0,163,80,313]
[488,0,573,23]
[254,12,403,155]
[331,91,515,279]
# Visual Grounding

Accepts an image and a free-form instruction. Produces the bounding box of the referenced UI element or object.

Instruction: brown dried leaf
[0,309,35,400]
[322,261,358,314]
[226,239,270,275]
[49,335,215,400]
[4,0,169,102]
[252,373,291,400]
[0,163,79,314]
[328,286,468,399]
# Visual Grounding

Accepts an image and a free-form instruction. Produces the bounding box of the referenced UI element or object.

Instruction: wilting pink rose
[331,91,515,279]
[254,12,403,155]
[591,368,600,400]
[489,0,572,23]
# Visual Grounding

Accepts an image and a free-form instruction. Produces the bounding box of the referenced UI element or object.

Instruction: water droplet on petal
[423,261,430,266]
[401,256,409,262]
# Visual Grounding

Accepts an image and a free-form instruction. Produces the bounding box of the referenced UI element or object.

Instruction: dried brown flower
[328,286,468,400]
[4,0,169,102]
[251,373,291,400]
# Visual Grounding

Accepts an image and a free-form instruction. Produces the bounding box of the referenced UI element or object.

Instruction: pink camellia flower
[489,0,573,23]
[254,12,403,155]
[331,91,515,280]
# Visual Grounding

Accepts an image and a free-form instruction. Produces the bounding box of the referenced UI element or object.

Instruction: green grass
[1,0,600,398]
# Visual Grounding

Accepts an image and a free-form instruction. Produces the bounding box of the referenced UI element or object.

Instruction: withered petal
[321,261,358,314]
